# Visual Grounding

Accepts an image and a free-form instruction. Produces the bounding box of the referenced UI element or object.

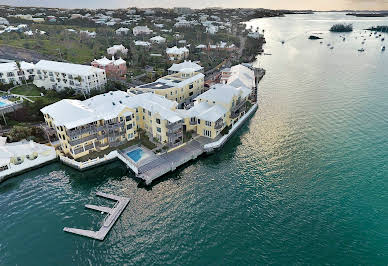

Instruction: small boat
[327,43,331,46]
[281,40,285,44]
[358,48,365,52]
[382,38,385,41]
[320,41,323,44]
[330,46,334,49]
[382,46,386,51]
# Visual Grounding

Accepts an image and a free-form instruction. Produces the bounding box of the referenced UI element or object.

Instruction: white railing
[59,150,119,170]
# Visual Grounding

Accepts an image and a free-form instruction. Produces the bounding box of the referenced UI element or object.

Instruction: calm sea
[1,12,387,265]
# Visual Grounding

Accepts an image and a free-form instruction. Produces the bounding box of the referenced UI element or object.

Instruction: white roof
[227,64,255,91]
[157,72,204,88]
[166,46,189,55]
[195,83,251,105]
[168,60,203,72]
[0,61,34,72]
[0,140,54,162]
[177,101,226,122]
[150,36,166,42]
[92,56,111,66]
[35,60,104,76]
[41,91,182,129]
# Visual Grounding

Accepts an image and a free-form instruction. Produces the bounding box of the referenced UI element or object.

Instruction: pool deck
[63,192,130,241]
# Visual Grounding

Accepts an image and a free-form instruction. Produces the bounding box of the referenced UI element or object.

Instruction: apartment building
[129,69,204,108]
[41,91,183,159]
[0,61,35,85]
[33,60,107,93]
[193,83,251,134]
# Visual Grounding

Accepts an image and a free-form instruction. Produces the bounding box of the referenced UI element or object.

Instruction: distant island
[367,26,388,32]
[308,35,322,40]
[330,23,353,32]
[346,12,388,17]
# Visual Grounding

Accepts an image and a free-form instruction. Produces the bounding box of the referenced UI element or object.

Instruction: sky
[1,0,388,10]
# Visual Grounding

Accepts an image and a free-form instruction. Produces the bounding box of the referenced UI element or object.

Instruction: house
[220,64,257,101]
[166,46,189,62]
[115,27,130,35]
[80,30,96,38]
[129,68,204,108]
[107,44,128,56]
[134,41,151,47]
[41,91,184,159]
[91,57,127,80]
[132,26,153,36]
[248,31,264,39]
[168,60,203,74]
[150,35,166,44]
[0,17,9,25]
[0,61,35,85]
[33,60,106,93]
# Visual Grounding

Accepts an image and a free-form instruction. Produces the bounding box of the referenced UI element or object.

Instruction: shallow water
[1,12,387,264]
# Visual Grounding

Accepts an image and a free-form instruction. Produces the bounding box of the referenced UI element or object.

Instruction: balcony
[189,119,197,125]
[68,133,97,146]
[166,121,182,130]
[167,129,183,137]
[230,111,240,119]
[214,122,224,130]
[231,100,246,113]
[67,125,98,137]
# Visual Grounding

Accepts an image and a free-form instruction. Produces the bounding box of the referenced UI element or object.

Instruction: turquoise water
[0,101,7,107]
[127,148,144,162]
[1,12,388,264]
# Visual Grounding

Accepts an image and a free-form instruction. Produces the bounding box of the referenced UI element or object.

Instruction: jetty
[63,192,130,241]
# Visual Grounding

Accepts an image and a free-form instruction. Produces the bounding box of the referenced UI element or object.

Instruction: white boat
[382,46,386,51]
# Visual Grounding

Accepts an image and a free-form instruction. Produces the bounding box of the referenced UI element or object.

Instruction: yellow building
[41,91,183,159]
[129,69,204,108]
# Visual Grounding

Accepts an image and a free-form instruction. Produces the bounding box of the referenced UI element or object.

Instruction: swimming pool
[0,101,7,107]
[126,148,145,162]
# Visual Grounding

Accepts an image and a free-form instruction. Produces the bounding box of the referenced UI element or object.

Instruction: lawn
[11,84,42,96]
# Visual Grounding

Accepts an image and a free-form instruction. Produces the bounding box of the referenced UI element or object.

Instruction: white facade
[33,60,106,93]
[0,61,35,85]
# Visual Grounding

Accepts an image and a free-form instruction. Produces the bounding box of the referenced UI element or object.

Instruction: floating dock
[63,192,130,241]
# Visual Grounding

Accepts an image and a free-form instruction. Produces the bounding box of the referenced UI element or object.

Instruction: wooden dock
[63,192,130,241]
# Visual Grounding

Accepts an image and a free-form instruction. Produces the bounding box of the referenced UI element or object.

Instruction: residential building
[166,46,189,62]
[168,60,203,74]
[33,60,106,93]
[195,83,251,128]
[0,61,35,85]
[129,69,204,108]
[91,57,127,80]
[132,26,153,36]
[0,17,9,25]
[107,44,128,56]
[115,27,130,35]
[150,36,166,44]
[41,91,184,159]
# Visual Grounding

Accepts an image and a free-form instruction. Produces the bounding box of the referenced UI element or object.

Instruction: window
[203,129,212,137]
[205,121,212,127]
[197,119,201,124]
[156,118,160,124]
[189,92,193,96]
[157,127,161,133]
[189,84,193,89]
[148,111,151,116]
[126,115,131,121]
[127,124,133,130]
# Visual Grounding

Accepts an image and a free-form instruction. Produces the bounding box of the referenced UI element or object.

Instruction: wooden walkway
[63,192,130,241]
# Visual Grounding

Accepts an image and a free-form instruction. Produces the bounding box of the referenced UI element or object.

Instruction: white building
[150,35,166,44]
[0,17,9,25]
[115,27,130,35]
[132,26,153,36]
[166,46,189,61]
[168,60,203,74]
[0,61,35,85]
[33,60,106,93]
[107,44,128,56]
[134,41,151,47]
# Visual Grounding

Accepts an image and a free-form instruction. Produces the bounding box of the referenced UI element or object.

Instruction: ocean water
[1,12,387,265]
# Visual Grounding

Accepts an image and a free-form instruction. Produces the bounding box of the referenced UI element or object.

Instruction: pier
[63,192,130,241]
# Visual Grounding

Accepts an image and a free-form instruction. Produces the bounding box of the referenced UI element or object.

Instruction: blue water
[127,148,144,162]
[0,12,387,264]
[0,101,7,107]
